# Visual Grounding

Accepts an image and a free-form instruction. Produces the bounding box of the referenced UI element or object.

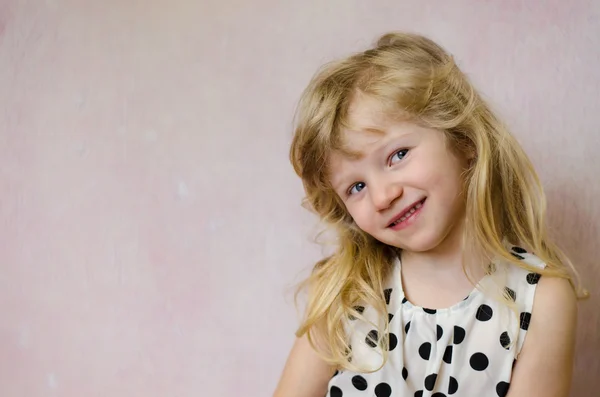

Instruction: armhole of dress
[514,256,547,360]
[515,282,536,359]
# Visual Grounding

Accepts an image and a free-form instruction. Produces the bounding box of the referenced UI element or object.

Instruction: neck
[400,217,487,279]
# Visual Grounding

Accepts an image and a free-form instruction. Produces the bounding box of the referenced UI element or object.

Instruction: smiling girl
[274,32,586,397]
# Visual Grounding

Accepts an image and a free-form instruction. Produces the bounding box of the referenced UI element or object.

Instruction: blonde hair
[289,31,586,371]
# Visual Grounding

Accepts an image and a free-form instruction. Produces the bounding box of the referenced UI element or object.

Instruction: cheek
[432,162,467,201]
[410,163,443,189]
[416,158,465,201]
[347,202,375,229]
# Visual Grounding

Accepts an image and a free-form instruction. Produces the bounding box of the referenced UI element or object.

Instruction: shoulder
[502,244,577,317]
[498,245,578,349]
[506,275,577,396]
[530,275,577,333]
[501,244,578,396]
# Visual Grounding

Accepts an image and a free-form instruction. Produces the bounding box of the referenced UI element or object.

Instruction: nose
[370,179,403,211]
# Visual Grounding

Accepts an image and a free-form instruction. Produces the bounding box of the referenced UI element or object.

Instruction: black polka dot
[470,352,489,371]
[402,297,408,304]
[388,313,394,322]
[443,345,453,364]
[424,373,438,391]
[374,382,392,397]
[414,391,423,397]
[511,252,525,260]
[332,370,339,377]
[437,325,443,340]
[520,312,531,330]
[384,288,392,304]
[423,308,437,314]
[419,342,432,360]
[405,321,411,334]
[512,246,527,254]
[526,273,541,285]
[476,304,493,321]
[330,385,343,397]
[500,331,511,349]
[496,381,510,397]
[432,394,447,397]
[504,287,516,301]
[366,330,379,348]
[448,376,458,394]
[349,305,365,320]
[402,367,408,380]
[352,375,368,391]
[453,326,466,344]
[388,333,398,351]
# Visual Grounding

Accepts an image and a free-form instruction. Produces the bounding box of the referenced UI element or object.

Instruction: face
[329,95,470,254]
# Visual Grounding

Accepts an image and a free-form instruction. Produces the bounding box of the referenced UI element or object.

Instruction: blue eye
[348,182,366,195]
[390,149,409,165]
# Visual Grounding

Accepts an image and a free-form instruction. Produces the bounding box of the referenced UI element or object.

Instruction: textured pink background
[0,1,598,396]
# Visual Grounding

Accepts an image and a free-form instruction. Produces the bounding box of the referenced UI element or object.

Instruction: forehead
[336,94,410,156]
[344,94,395,134]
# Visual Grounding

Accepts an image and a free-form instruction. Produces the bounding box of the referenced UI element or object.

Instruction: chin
[379,231,447,253]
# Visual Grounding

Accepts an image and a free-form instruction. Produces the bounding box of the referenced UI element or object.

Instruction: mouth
[387,198,426,228]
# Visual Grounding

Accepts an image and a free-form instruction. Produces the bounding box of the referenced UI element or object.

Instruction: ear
[443,130,476,163]
[461,142,477,161]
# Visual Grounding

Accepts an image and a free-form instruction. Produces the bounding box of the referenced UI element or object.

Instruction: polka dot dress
[327,245,545,397]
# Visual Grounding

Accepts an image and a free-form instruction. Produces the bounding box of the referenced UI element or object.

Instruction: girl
[274,32,586,397]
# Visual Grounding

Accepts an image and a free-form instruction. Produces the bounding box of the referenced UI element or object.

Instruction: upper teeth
[392,202,422,225]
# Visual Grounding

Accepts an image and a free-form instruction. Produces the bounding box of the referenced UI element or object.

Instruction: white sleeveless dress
[327,245,545,397]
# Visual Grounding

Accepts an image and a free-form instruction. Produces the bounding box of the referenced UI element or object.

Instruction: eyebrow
[337,127,386,159]
[331,175,352,195]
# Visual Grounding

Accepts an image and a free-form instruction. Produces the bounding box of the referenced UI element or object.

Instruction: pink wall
[1,1,598,396]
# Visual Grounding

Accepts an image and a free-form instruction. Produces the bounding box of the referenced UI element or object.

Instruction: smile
[388,199,426,230]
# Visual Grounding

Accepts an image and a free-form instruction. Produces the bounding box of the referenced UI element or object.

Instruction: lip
[387,198,426,228]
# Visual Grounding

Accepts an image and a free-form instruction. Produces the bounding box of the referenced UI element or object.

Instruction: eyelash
[346,148,410,196]
[390,148,409,164]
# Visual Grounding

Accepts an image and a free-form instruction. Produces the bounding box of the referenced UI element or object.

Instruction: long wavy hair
[289,31,586,371]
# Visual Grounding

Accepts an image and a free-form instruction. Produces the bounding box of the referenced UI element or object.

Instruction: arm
[507,276,578,397]
[273,334,335,397]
